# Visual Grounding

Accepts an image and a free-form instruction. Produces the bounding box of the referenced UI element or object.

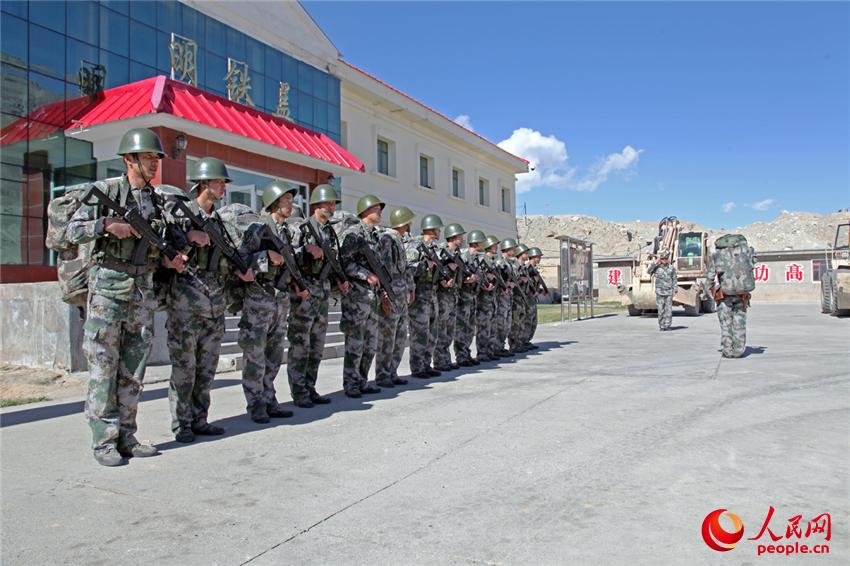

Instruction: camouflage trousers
[453,292,478,363]
[287,280,331,403]
[167,309,224,432]
[340,284,379,393]
[656,294,673,330]
[83,286,157,451]
[717,297,747,357]
[475,292,496,358]
[238,290,289,410]
[509,294,527,350]
[433,289,459,368]
[496,292,512,351]
[376,300,408,383]
[528,295,539,342]
[408,285,438,373]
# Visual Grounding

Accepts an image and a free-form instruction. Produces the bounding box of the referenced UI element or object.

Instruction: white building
[338,62,528,238]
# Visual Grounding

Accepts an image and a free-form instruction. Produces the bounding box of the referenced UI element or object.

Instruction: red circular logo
[702,508,745,552]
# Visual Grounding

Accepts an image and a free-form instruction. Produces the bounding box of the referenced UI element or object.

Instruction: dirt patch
[0,364,87,407]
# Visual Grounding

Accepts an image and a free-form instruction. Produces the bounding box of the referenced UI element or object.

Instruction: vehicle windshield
[835,224,849,249]
[677,232,703,270]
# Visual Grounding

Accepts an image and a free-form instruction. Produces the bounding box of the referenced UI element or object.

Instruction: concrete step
[217,337,347,373]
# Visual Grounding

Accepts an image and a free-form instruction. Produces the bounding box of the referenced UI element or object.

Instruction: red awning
[2,76,365,173]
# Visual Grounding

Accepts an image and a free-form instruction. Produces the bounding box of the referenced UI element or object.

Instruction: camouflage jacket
[459,248,483,297]
[339,219,378,305]
[649,263,678,296]
[476,253,499,296]
[378,227,410,309]
[292,216,341,282]
[436,242,462,295]
[66,175,172,300]
[406,235,437,292]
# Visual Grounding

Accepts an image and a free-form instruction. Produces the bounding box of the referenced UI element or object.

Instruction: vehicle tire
[683,301,701,316]
[821,277,834,314]
[701,297,716,313]
[627,305,641,317]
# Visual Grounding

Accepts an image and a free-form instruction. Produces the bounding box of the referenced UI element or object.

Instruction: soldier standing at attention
[375,207,416,387]
[476,235,501,361]
[433,223,466,372]
[509,244,531,353]
[407,214,446,379]
[495,238,518,357]
[455,230,486,366]
[166,157,254,441]
[67,128,187,466]
[339,195,385,398]
[526,247,545,348]
[287,185,350,407]
[648,250,677,331]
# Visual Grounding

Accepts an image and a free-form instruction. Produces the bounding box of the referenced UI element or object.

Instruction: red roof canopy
[1,76,365,173]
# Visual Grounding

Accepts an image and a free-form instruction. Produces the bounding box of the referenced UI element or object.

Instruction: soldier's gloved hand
[104,218,140,239]
[306,244,323,259]
[163,253,189,273]
[236,268,254,282]
[366,273,380,287]
[186,230,210,247]
[268,250,284,266]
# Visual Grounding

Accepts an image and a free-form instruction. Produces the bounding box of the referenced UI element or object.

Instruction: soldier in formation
[406,215,445,378]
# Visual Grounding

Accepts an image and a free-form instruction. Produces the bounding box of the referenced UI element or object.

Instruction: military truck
[820,222,850,315]
[620,216,714,316]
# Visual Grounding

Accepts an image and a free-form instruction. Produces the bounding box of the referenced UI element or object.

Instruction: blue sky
[304,1,849,227]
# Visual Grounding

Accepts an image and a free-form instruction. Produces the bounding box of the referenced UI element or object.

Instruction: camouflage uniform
[67,175,165,454]
[707,246,752,358]
[339,219,381,394]
[407,236,439,374]
[494,255,514,353]
[527,264,542,342]
[475,254,499,359]
[649,262,677,330]
[236,212,294,413]
[454,248,480,364]
[375,228,410,385]
[434,243,460,369]
[287,216,337,403]
[508,258,529,351]
[165,199,228,433]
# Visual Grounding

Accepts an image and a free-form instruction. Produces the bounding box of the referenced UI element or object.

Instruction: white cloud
[497,127,643,193]
[453,114,475,132]
[723,201,736,213]
[751,198,776,211]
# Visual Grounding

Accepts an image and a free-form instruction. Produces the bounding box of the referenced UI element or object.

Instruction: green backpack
[712,234,756,294]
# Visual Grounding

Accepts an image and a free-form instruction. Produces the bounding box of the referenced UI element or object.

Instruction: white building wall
[340,92,522,239]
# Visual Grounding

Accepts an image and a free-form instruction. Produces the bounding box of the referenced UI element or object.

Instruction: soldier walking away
[456,230,487,366]
[648,250,677,331]
[339,195,386,398]
[287,185,350,407]
[407,214,445,379]
[707,234,756,358]
[234,180,308,423]
[526,247,545,348]
[494,238,518,357]
[166,157,254,440]
[433,223,467,372]
[67,128,188,466]
[375,207,416,387]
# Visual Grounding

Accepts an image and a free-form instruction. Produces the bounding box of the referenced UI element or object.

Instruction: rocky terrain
[517,210,849,257]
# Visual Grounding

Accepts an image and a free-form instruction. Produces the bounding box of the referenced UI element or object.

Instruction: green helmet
[528,247,543,258]
[262,179,298,210]
[390,206,415,229]
[500,237,518,251]
[467,230,486,245]
[356,194,386,216]
[117,128,165,157]
[444,223,466,239]
[420,214,444,232]
[189,157,231,182]
[484,235,500,249]
[515,244,529,256]
[310,183,340,205]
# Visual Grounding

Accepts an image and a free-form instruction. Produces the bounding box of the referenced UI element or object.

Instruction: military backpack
[712,234,756,294]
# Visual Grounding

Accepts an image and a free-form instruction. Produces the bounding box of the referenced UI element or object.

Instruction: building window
[501,186,511,213]
[419,154,434,189]
[478,177,489,206]
[452,168,464,198]
[376,137,396,177]
[812,259,828,282]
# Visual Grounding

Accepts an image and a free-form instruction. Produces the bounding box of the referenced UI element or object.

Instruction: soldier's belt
[97,255,155,275]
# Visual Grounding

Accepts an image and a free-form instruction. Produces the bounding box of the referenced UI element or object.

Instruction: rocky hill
[517,210,849,257]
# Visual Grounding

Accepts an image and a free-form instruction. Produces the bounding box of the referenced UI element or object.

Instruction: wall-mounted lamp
[171,134,188,158]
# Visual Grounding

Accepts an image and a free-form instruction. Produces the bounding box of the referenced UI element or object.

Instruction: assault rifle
[167,197,250,274]
[482,257,508,291]
[83,186,182,264]
[261,224,309,292]
[421,243,454,286]
[360,241,398,307]
[530,266,549,295]
[303,218,348,287]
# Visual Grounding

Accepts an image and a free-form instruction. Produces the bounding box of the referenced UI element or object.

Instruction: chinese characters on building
[607,268,622,287]
[170,33,198,87]
[753,264,769,282]
[785,263,804,282]
[225,58,254,106]
[274,82,292,120]
[78,60,106,98]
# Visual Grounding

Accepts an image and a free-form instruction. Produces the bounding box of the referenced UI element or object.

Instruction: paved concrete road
[1,304,847,565]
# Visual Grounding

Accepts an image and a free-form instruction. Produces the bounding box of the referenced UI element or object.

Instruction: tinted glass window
[30,24,65,78]
[29,0,65,33]
[100,6,128,57]
[1,14,28,67]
